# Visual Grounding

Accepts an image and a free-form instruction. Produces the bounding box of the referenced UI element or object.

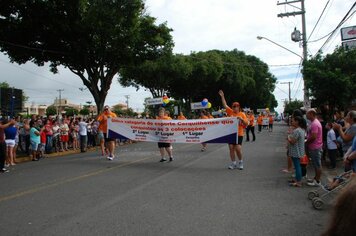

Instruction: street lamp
[256,36,303,59]
[257,35,310,109]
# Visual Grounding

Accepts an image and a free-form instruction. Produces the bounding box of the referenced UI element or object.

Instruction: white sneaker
[107,156,113,161]
[307,179,321,187]
[228,163,237,169]
[238,162,244,170]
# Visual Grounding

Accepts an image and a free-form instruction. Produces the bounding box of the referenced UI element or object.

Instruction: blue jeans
[45,135,53,153]
[292,157,302,182]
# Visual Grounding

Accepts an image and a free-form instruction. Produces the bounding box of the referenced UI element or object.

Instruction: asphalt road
[0,123,331,236]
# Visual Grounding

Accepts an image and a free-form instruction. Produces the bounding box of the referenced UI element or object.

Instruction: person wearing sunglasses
[218,90,248,170]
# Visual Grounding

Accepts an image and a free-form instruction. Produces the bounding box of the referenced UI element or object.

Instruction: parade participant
[269,114,274,132]
[156,107,174,162]
[177,112,186,120]
[97,105,117,160]
[0,119,16,173]
[200,110,209,152]
[287,116,307,187]
[218,90,248,170]
[246,111,256,142]
[306,109,323,187]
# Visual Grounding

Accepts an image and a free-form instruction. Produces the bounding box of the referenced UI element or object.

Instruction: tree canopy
[120,49,277,112]
[0,0,173,112]
[303,47,356,112]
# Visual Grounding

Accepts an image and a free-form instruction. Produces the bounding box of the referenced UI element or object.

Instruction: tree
[303,47,356,112]
[79,107,90,116]
[121,49,277,112]
[65,107,78,116]
[283,100,303,116]
[46,105,57,116]
[0,0,173,113]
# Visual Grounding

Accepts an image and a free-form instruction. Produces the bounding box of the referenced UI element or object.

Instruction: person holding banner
[218,90,248,170]
[97,105,117,160]
[157,107,174,162]
[200,110,209,152]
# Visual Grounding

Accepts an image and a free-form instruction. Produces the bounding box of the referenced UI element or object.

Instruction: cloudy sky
[1,0,355,113]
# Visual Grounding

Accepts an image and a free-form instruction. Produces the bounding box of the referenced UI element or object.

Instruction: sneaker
[201,147,205,152]
[0,168,9,173]
[107,156,114,161]
[159,158,167,163]
[307,179,321,187]
[238,162,244,170]
[169,157,174,162]
[228,163,237,169]
[4,163,10,168]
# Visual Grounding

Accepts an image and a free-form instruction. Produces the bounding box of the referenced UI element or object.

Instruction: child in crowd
[326,122,338,169]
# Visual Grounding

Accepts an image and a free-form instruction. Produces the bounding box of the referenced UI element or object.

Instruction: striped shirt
[288,127,305,158]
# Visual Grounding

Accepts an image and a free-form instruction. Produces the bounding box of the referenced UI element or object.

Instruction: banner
[108,117,238,144]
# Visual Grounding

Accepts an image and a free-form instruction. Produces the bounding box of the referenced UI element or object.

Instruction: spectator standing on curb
[52,120,60,152]
[60,120,69,151]
[0,119,16,173]
[326,122,338,169]
[78,117,88,153]
[29,120,40,161]
[333,111,356,162]
[287,116,306,187]
[44,119,53,154]
[306,109,323,187]
[4,120,18,166]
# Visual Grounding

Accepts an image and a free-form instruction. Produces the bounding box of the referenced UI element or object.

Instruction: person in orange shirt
[218,90,248,170]
[269,114,274,132]
[157,107,174,162]
[257,114,263,133]
[207,111,214,119]
[177,112,187,120]
[246,111,256,142]
[200,110,210,152]
[97,105,117,160]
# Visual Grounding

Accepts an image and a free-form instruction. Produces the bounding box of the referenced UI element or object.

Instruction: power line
[315,2,356,55]
[307,0,331,42]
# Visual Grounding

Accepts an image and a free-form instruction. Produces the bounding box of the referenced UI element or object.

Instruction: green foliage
[284,100,303,115]
[303,47,356,112]
[121,49,277,111]
[79,108,90,116]
[0,82,10,88]
[0,0,173,113]
[65,107,78,116]
[46,105,57,116]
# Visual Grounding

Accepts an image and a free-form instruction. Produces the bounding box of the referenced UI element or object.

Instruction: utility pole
[280,81,293,103]
[57,89,64,115]
[277,0,310,109]
[124,95,130,110]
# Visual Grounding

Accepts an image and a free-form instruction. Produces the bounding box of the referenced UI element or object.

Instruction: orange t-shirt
[156,116,172,120]
[97,111,117,132]
[177,115,186,120]
[200,115,209,119]
[248,114,255,127]
[226,107,248,136]
[257,116,263,125]
[269,116,274,124]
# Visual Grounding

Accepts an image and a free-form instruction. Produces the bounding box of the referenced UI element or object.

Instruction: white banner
[108,117,239,144]
[146,98,163,105]
[190,102,208,110]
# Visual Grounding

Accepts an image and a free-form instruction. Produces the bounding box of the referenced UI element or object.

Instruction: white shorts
[5,139,16,147]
